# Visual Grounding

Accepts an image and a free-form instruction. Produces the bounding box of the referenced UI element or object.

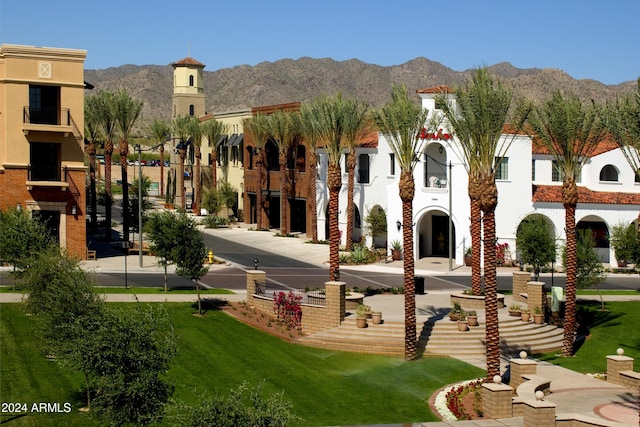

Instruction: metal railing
[253,280,326,306]
[23,107,71,126]
[27,164,67,182]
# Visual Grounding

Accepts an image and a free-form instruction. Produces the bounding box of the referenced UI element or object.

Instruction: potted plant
[508,303,522,317]
[464,247,472,266]
[371,311,383,325]
[520,307,531,322]
[609,222,638,267]
[390,240,402,260]
[533,306,544,324]
[457,310,468,331]
[466,310,478,327]
[356,304,369,328]
[449,301,463,321]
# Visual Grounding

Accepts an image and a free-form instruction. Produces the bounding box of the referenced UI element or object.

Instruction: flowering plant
[434,378,485,421]
[273,291,302,329]
[496,242,510,266]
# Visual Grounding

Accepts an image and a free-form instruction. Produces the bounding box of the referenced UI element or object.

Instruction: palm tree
[187,117,204,214]
[267,110,299,236]
[114,89,144,242]
[148,119,170,197]
[306,93,369,282]
[607,78,640,233]
[297,108,321,241]
[202,117,228,192]
[243,113,270,230]
[92,91,118,241]
[439,68,528,377]
[172,115,191,210]
[372,84,434,360]
[84,95,101,234]
[527,91,605,357]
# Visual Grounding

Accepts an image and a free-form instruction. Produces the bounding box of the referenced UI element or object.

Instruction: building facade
[0,44,88,259]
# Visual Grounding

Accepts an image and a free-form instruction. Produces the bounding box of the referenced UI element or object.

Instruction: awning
[216,135,227,148]
[230,133,243,147]
[226,134,238,146]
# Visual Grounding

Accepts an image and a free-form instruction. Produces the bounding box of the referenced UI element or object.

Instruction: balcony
[425,173,448,189]
[26,164,70,191]
[22,107,76,137]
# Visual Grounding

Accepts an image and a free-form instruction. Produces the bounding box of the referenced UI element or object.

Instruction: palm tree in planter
[172,115,191,210]
[527,91,606,357]
[305,93,369,282]
[243,113,270,230]
[372,84,438,361]
[187,117,205,214]
[202,117,228,192]
[297,108,321,241]
[438,68,529,377]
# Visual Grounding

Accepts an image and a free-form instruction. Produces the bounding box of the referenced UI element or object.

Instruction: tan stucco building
[0,44,88,259]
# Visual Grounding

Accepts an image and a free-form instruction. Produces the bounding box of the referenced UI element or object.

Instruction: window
[30,142,61,181]
[246,146,254,170]
[189,75,194,87]
[358,154,370,183]
[495,157,508,180]
[296,145,306,173]
[389,153,395,175]
[531,159,536,181]
[636,171,640,183]
[189,105,195,116]
[552,160,582,183]
[599,165,619,182]
[29,85,60,125]
[344,153,349,174]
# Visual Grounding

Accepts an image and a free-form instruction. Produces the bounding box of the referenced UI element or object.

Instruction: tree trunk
[483,208,500,378]
[328,163,341,281]
[120,139,129,242]
[308,151,318,241]
[279,152,288,235]
[399,171,417,360]
[470,197,483,294]
[159,145,165,197]
[562,203,578,356]
[104,142,113,241]
[178,149,186,210]
[211,150,218,191]
[256,157,263,230]
[87,142,98,233]
[193,147,201,214]
[346,151,357,250]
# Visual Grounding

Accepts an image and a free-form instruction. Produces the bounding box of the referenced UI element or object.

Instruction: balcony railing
[26,164,70,191]
[23,107,71,126]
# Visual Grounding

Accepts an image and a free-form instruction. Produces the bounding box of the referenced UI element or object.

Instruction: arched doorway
[364,205,387,248]
[577,215,610,263]
[416,209,456,258]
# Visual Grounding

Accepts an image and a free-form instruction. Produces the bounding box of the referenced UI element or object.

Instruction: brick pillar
[324,281,345,327]
[482,381,514,419]
[512,271,530,303]
[510,354,538,392]
[246,270,266,305]
[526,281,546,314]
[523,397,556,427]
[607,353,634,386]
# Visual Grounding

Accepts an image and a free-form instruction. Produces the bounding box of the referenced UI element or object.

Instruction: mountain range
[84,56,637,129]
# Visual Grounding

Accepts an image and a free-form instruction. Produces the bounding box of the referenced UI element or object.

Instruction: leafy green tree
[609,221,640,265]
[128,175,152,233]
[182,382,300,427]
[202,188,223,216]
[90,304,176,426]
[562,232,606,310]
[516,214,557,278]
[146,210,182,291]
[372,84,436,360]
[173,212,209,315]
[364,206,387,248]
[217,180,238,217]
[527,91,606,356]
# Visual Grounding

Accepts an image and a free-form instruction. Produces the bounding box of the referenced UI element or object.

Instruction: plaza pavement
[1,222,638,426]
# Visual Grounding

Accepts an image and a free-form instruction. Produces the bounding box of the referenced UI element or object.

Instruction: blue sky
[1,0,638,85]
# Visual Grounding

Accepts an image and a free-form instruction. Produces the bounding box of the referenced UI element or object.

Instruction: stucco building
[0,44,88,259]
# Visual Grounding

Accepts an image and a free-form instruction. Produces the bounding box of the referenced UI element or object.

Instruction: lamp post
[135,144,143,268]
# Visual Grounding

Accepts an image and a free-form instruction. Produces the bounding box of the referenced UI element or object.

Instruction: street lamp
[135,144,144,268]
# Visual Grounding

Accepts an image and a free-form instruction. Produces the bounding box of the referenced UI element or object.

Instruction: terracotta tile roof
[252,102,301,114]
[416,85,453,94]
[171,57,205,67]
[531,134,619,156]
[532,184,640,205]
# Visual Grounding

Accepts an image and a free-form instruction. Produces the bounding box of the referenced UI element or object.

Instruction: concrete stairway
[298,316,564,358]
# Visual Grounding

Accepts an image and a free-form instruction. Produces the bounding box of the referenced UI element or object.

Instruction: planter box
[450,292,505,311]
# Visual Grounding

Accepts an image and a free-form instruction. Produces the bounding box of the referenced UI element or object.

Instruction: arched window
[599,164,619,182]
[189,105,194,116]
[189,75,194,87]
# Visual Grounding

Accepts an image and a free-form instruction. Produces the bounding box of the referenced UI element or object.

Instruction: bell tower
[171,56,206,118]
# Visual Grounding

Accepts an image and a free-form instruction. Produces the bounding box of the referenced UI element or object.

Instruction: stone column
[523,396,556,427]
[607,350,634,386]
[246,270,266,305]
[482,380,514,419]
[510,353,538,393]
[526,281,546,314]
[512,271,530,303]
[324,281,346,327]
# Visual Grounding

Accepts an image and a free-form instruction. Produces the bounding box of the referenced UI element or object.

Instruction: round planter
[533,314,544,324]
[391,249,402,260]
[371,312,382,325]
[450,292,506,311]
[464,254,472,266]
[521,312,531,322]
[457,320,468,332]
[617,260,628,268]
[508,310,521,317]
[449,313,460,321]
[467,315,478,327]
[356,317,368,328]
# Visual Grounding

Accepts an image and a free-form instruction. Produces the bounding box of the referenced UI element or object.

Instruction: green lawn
[538,301,640,373]
[1,302,483,426]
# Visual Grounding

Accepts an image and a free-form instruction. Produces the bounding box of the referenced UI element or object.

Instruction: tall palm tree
[172,115,191,210]
[439,68,528,377]
[268,110,299,236]
[114,89,144,242]
[297,108,321,241]
[306,93,369,282]
[148,119,170,197]
[372,84,434,360]
[187,117,204,214]
[92,91,118,241]
[202,117,228,192]
[243,113,270,230]
[84,95,101,234]
[527,91,605,357]
[607,78,640,232]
